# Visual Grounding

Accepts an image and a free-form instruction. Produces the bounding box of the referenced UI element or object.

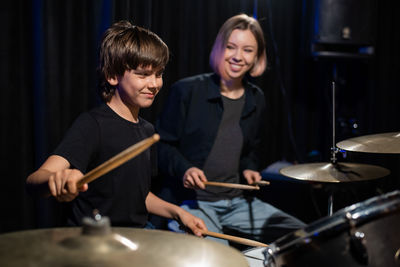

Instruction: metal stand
[328,194,333,216]
[328,65,338,216]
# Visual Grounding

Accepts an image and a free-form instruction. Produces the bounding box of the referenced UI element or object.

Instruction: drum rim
[270,190,400,255]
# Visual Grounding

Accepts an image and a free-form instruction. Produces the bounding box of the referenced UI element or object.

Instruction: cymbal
[280,162,390,183]
[0,227,248,267]
[336,132,400,154]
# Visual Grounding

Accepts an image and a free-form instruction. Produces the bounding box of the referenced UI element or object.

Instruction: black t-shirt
[53,104,157,227]
[198,94,245,201]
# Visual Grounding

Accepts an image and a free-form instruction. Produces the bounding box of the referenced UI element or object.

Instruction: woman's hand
[243,169,262,185]
[183,167,207,189]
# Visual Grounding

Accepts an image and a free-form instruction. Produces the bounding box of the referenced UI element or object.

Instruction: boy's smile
[118,66,163,107]
[107,65,163,122]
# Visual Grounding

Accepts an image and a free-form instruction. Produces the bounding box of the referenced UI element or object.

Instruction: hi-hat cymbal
[280,162,390,183]
[0,227,248,267]
[336,132,400,154]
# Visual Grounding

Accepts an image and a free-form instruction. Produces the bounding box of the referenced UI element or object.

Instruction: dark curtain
[1,0,35,232]
[1,0,399,233]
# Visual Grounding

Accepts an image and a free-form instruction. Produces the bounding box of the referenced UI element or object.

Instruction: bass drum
[264,190,400,267]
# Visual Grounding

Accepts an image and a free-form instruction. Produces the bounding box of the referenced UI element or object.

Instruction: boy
[26,20,206,236]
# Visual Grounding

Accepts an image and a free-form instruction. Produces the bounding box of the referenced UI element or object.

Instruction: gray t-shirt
[197,93,245,201]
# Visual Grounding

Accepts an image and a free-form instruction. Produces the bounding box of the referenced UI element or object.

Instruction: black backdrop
[1,0,399,233]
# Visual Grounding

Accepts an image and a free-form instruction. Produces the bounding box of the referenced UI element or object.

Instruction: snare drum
[264,190,400,267]
[243,247,267,267]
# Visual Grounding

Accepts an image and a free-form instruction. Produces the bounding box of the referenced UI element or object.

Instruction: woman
[156,14,305,245]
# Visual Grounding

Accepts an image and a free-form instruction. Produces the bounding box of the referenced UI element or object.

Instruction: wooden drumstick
[76,134,160,188]
[251,180,270,186]
[201,230,268,247]
[203,181,260,190]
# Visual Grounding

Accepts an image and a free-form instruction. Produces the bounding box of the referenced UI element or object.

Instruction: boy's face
[113,66,163,108]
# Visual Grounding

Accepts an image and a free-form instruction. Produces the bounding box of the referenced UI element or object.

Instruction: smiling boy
[26,21,206,236]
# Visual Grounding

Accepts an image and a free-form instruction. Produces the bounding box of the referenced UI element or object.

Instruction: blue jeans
[174,197,305,245]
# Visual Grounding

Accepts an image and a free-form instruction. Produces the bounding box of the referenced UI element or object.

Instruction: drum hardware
[242,247,269,267]
[264,247,277,267]
[59,214,139,252]
[0,213,249,267]
[347,212,368,265]
[349,231,368,265]
[80,210,112,235]
[280,81,390,216]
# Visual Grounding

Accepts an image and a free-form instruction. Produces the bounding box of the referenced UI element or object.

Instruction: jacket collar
[206,73,256,116]
[206,73,222,100]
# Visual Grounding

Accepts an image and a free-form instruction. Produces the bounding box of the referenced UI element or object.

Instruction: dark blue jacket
[156,73,267,183]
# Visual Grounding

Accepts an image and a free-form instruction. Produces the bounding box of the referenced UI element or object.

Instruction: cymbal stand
[327,81,338,215]
[328,65,339,216]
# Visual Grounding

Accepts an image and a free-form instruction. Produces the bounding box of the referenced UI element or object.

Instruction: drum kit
[240,81,400,266]
[258,131,400,267]
[0,84,399,266]
[0,131,397,266]
[280,82,398,216]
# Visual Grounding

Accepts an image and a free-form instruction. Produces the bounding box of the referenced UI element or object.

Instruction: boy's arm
[26,155,88,201]
[145,192,207,236]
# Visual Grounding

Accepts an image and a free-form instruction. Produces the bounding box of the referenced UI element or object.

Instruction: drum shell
[265,191,400,267]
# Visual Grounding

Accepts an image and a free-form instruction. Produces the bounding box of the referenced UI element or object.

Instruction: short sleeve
[53,112,99,173]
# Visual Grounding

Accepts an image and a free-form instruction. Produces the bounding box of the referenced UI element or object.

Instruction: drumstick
[203,181,260,190]
[76,134,160,188]
[201,230,268,247]
[251,180,270,186]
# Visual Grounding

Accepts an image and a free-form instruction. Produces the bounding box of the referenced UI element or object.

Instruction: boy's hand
[183,167,207,190]
[48,169,88,202]
[178,209,208,237]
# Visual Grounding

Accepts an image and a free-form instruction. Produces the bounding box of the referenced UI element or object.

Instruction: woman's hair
[209,14,267,77]
[98,20,169,102]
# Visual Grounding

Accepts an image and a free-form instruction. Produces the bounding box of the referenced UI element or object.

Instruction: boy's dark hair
[98,20,169,102]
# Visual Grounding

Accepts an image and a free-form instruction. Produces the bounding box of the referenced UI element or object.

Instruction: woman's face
[219,29,258,81]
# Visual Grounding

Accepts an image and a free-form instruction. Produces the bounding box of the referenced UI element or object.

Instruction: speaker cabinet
[311,0,377,58]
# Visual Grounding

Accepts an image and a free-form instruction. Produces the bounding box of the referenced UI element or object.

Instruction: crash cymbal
[0,225,248,267]
[280,162,390,183]
[336,132,400,154]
